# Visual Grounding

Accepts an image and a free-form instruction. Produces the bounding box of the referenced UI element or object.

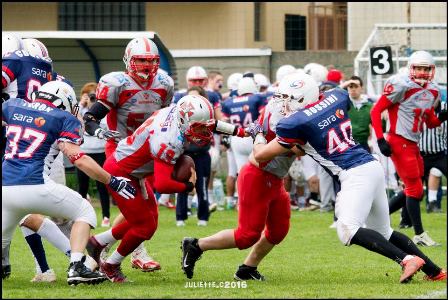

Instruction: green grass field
[3,200,446,299]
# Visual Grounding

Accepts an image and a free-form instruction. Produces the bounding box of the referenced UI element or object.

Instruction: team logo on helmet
[34,117,46,127]
[290,80,305,88]
[335,109,345,119]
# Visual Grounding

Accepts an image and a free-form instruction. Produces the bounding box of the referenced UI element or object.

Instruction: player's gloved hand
[108,176,136,200]
[94,128,121,142]
[438,110,448,123]
[245,122,263,140]
[2,93,10,103]
[221,135,231,149]
[377,138,392,157]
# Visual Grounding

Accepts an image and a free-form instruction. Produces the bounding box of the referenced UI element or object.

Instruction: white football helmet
[237,77,258,96]
[304,63,328,85]
[176,94,215,146]
[22,38,50,60]
[123,37,160,82]
[407,50,436,85]
[227,72,243,91]
[186,66,208,87]
[273,73,319,115]
[254,73,271,91]
[276,64,296,83]
[35,81,78,116]
[2,34,23,57]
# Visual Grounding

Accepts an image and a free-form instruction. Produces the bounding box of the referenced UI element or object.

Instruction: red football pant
[387,134,424,199]
[234,163,291,249]
[103,156,159,257]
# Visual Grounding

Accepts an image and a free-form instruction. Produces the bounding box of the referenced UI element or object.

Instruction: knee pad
[74,198,97,228]
[403,177,423,199]
[336,221,359,246]
[430,167,443,177]
[234,229,262,250]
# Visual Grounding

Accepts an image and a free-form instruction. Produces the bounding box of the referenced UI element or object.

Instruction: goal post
[354,23,447,96]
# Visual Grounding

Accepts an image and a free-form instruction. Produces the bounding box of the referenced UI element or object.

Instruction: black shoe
[234,264,265,281]
[181,237,203,279]
[427,202,438,213]
[2,264,11,280]
[399,222,413,229]
[67,256,107,286]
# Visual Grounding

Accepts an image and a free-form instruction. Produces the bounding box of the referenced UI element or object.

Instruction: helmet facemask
[185,120,215,147]
[272,92,305,116]
[409,64,435,85]
[129,55,160,81]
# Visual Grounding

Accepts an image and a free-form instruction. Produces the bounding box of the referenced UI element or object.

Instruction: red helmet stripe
[143,38,151,53]
[200,96,214,119]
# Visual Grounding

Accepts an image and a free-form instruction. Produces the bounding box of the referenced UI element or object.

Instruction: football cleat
[131,245,161,272]
[423,269,446,281]
[101,217,110,228]
[86,236,106,265]
[234,264,265,281]
[400,255,425,283]
[31,268,57,283]
[413,231,440,247]
[2,264,11,280]
[67,257,107,286]
[181,237,203,279]
[100,262,130,283]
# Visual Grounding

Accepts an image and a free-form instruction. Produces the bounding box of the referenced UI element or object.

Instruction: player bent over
[86,94,246,283]
[2,81,137,285]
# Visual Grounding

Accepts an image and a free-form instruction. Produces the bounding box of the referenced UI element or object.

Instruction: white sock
[208,189,215,204]
[428,189,438,202]
[37,218,71,257]
[70,252,84,263]
[106,250,125,265]
[94,229,117,246]
[159,194,170,203]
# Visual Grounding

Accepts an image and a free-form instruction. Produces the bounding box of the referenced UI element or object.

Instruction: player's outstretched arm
[58,141,136,199]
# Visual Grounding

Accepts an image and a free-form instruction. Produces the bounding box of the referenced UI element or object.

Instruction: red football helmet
[123,37,160,82]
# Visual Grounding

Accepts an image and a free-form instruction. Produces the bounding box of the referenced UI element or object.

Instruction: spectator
[77,82,111,227]
[341,75,375,153]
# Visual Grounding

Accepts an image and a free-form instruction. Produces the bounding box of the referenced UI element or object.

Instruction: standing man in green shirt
[342,76,374,153]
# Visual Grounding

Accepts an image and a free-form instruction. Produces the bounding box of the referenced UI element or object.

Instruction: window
[285,14,306,50]
[254,3,266,41]
[58,2,145,31]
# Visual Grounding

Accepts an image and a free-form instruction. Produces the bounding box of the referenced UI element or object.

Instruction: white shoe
[130,244,161,272]
[209,203,218,213]
[101,217,110,228]
[31,269,56,282]
[413,231,440,247]
[197,220,208,226]
[329,221,337,229]
[176,220,186,227]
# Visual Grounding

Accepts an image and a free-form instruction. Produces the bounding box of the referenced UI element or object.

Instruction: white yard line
[415,289,447,299]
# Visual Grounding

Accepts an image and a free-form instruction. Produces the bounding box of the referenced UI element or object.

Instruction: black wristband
[185,181,195,192]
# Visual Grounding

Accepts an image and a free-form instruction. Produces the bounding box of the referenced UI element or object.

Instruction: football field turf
[3,201,446,299]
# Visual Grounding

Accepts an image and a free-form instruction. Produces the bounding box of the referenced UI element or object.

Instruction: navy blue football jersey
[2,50,53,102]
[221,93,266,128]
[2,98,83,185]
[276,88,375,176]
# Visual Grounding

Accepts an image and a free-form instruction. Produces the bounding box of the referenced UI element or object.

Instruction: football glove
[245,122,263,140]
[221,135,231,149]
[377,138,392,157]
[94,128,121,142]
[108,176,136,200]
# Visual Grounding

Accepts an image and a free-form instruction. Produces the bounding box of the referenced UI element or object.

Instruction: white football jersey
[258,100,296,178]
[113,106,185,179]
[383,74,440,142]
[96,70,174,138]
